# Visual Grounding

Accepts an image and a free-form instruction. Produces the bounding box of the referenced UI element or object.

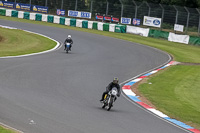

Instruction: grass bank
[1,16,200,62]
[138,65,200,129]
[0,27,56,57]
[0,125,17,133]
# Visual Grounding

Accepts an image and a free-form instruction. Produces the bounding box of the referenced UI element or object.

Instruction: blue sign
[16,3,31,11]
[132,18,140,26]
[121,17,131,24]
[32,5,48,14]
[57,9,65,16]
[153,19,160,25]
[0,1,15,8]
[81,12,90,18]
[68,10,78,17]
[68,10,91,19]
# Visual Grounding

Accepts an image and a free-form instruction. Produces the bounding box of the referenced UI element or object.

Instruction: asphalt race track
[0,19,189,133]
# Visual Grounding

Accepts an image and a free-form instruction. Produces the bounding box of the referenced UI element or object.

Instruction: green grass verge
[0,26,56,57]
[0,16,200,63]
[138,65,200,129]
[0,126,16,133]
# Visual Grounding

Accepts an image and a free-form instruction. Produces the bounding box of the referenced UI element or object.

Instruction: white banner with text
[143,16,161,28]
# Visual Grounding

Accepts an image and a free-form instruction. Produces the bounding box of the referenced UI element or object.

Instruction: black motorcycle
[102,87,118,111]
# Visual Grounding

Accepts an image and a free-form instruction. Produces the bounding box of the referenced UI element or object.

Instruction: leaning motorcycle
[65,43,71,53]
[102,87,118,111]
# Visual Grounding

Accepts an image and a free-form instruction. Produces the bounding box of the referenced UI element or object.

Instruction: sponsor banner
[174,24,184,32]
[68,10,91,19]
[143,16,161,28]
[121,17,131,24]
[168,32,189,44]
[16,3,31,11]
[111,17,119,23]
[132,18,140,26]
[57,9,65,16]
[0,1,14,8]
[96,15,103,20]
[127,25,150,37]
[104,16,111,21]
[32,5,48,14]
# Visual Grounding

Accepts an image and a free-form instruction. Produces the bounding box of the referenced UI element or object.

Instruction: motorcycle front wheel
[107,97,113,111]
[66,48,69,53]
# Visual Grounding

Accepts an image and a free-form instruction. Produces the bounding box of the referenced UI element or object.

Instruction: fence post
[196,8,200,36]
[184,7,190,34]
[45,0,48,7]
[90,0,93,14]
[121,4,124,17]
[106,1,109,16]
[159,4,164,30]
[75,0,78,11]
[119,0,123,17]
[45,0,47,7]
[61,0,63,9]
[132,0,138,19]
[146,2,151,16]
[173,5,178,24]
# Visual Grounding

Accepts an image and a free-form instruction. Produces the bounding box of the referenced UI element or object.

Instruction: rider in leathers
[64,35,73,51]
[100,77,121,102]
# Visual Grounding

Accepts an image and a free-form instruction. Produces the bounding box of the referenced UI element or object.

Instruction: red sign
[96,15,103,20]
[111,17,119,22]
[104,16,111,21]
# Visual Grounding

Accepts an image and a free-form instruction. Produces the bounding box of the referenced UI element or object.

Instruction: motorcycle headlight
[111,90,117,95]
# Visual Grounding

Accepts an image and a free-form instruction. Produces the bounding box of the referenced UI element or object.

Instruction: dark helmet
[113,77,119,84]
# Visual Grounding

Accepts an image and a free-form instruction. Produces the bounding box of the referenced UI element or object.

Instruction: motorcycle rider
[64,35,73,51]
[100,77,121,102]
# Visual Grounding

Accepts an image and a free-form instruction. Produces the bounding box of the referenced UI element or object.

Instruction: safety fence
[5,0,200,36]
[0,7,200,45]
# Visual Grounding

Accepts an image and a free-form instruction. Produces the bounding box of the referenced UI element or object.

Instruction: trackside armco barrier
[1,7,200,45]
[122,61,200,133]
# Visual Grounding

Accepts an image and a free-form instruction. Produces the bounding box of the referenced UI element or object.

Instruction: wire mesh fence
[5,0,200,35]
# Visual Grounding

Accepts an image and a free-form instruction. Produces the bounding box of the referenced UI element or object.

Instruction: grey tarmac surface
[0,19,188,133]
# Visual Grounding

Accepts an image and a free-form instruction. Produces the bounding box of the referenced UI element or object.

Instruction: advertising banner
[168,32,189,44]
[121,17,131,24]
[16,3,31,11]
[0,1,14,8]
[104,16,111,21]
[143,16,161,28]
[111,17,119,23]
[96,15,103,20]
[32,5,48,14]
[132,18,140,26]
[57,9,65,16]
[174,24,184,32]
[68,10,91,19]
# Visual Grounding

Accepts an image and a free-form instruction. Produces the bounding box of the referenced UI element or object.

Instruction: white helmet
[68,35,71,38]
